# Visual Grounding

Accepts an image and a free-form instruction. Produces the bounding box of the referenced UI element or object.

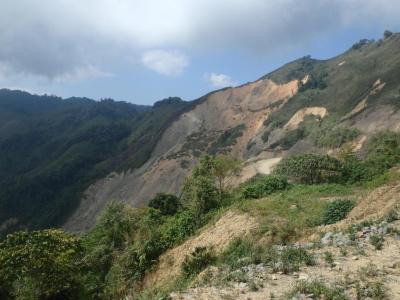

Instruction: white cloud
[55,65,114,83]
[141,50,189,76]
[204,73,237,88]
[0,0,399,81]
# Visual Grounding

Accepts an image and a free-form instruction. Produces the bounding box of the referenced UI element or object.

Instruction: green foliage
[212,155,242,200]
[363,131,400,172]
[208,124,246,154]
[322,199,355,225]
[161,211,197,246]
[181,247,216,277]
[242,175,289,199]
[180,155,218,216]
[288,280,348,300]
[274,154,343,184]
[0,91,188,235]
[341,131,400,183]
[278,247,315,274]
[149,193,179,215]
[220,238,263,270]
[0,229,84,299]
[312,126,360,148]
[369,234,384,250]
[324,251,335,266]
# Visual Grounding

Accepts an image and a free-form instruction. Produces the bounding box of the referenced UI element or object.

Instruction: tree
[384,30,393,39]
[180,155,218,217]
[212,155,242,200]
[149,193,179,215]
[0,229,84,299]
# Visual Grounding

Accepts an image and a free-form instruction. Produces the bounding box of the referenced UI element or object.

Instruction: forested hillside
[0,90,189,234]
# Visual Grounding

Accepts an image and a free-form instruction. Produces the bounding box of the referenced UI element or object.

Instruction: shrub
[370,234,384,250]
[0,229,84,299]
[322,199,355,225]
[324,251,335,266]
[220,238,263,270]
[363,131,400,172]
[161,211,197,246]
[278,247,315,274]
[273,154,343,184]
[288,280,347,300]
[208,124,246,154]
[242,175,289,199]
[149,193,179,215]
[181,247,216,277]
[312,127,360,148]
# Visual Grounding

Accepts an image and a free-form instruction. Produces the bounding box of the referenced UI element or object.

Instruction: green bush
[322,199,355,225]
[161,211,197,247]
[220,238,263,270]
[370,234,384,250]
[149,193,179,215]
[278,247,315,274]
[312,126,360,148]
[273,154,343,184]
[288,280,347,300]
[181,247,216,277]
[242,175,289,199]
[0,229,84,299]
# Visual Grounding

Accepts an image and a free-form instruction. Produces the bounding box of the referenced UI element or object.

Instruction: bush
[278,247,315,274]
[161,211,197,246]
[322,199,355,225]
[370,234,384,250]
[181,247,216,277]
[0,229,84,299]
[312,126,360,148]
[149,193,179,215]
[242,175,289,199]
[220,238,263,270]
[288,280,347,300]
[273,154,343,184]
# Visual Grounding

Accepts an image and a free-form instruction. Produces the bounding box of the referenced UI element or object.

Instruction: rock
[352,256,359,261]
[272,274,278,280]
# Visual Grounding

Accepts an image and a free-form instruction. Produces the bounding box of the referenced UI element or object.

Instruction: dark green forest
[0,89,189,235]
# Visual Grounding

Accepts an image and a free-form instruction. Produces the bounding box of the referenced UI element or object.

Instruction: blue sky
[1,1,400,105]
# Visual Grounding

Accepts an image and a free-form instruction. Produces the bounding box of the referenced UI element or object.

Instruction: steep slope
[66,33,400,232]
[0,91,189,235]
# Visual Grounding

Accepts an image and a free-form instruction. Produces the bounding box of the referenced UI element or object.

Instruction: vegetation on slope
[0,130,399,299]
[0,91,189,235]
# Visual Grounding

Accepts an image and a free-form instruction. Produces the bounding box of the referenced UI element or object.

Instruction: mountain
[1,33,400,235]
[0,90,189,234]
[65,33,400,231]
[1,33,400,300]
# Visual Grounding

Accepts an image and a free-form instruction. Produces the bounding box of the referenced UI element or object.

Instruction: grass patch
[287,280,348,300]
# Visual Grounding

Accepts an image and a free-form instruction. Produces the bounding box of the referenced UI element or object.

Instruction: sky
[1,1,400,105]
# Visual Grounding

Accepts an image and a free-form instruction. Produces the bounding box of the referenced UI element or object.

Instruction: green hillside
[0,90,189,234]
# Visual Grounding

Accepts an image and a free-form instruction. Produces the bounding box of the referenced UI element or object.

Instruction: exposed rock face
[64,78,299,231]
[64,34,400,232]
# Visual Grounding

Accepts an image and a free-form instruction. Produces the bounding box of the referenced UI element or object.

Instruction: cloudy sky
[1,0,400,105]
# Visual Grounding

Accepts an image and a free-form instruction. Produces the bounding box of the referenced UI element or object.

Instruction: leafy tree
[212,155,242,201]
[0,229,84,299]
[148,193,179,215]
[180,155,218,217]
